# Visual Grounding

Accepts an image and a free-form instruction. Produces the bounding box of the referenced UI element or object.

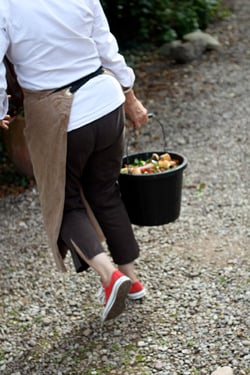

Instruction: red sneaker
[128,280,146,300]
[101,270,131,322]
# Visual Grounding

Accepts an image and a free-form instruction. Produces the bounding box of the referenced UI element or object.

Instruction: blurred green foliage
[0,133,31,190]
[101,0,227,47]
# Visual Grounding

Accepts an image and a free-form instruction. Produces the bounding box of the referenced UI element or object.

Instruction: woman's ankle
[118,263,137,282]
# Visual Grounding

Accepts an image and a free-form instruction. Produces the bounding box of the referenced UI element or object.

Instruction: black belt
[53,66,104,94]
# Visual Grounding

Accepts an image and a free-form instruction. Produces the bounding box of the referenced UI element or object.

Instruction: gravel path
[0,1,249,374]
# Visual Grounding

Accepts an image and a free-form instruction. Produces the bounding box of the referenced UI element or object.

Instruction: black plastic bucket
[118,150,187,226]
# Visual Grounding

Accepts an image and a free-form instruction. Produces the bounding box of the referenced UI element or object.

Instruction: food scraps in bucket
[121,152,179,175]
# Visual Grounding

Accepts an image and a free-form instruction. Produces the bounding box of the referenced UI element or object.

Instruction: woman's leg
[60,107,138,271]
[59,117,132,320]
[118,262,137,282]
[59,121,106,272]
[82,106,140,266]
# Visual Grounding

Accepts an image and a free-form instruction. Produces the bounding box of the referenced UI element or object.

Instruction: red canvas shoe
[127,280,146,300]
[101,270,131,322]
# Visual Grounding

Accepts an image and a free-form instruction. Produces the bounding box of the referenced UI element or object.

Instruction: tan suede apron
[22,87,104,272]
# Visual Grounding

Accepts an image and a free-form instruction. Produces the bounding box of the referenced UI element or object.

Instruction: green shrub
[101,0,225,47]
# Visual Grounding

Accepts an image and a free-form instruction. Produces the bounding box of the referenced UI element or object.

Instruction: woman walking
[0,0,148,321]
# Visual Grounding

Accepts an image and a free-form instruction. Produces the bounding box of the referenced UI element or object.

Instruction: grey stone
[159,39,206,63]
[158,40,182,57]
[183,29,221,50]
[170,40,206,63]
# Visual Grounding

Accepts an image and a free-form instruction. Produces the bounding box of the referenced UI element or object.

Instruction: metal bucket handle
[125,112,167,165]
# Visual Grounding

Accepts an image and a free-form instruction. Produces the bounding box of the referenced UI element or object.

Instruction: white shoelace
[96,286,105,305]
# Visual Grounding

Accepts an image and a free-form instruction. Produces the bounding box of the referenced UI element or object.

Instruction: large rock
[183,29,221,50]
[160,39,206,63]
[177,39,207,63]
[158,29,221,64]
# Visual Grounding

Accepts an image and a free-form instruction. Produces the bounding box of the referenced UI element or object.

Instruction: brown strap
[4,56,24,116]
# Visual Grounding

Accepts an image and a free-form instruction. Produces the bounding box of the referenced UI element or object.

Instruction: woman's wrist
[122,83,133,93]
[122,86,133,94]
[123,88,136,102]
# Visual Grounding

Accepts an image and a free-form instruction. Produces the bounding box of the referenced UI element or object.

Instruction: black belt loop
[53,66,104,94]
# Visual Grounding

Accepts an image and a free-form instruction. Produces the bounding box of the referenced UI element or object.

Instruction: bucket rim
[121,150,188,178]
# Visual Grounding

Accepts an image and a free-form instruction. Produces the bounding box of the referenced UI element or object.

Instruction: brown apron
[22,87,104,272]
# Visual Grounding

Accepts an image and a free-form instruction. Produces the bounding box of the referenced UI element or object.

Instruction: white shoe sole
[102,276,131,322]
[127,288,146,300]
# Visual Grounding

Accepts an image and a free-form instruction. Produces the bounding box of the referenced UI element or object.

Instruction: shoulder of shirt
[0,0,9,27]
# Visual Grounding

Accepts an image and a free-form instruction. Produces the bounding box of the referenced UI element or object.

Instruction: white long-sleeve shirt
[0,0,135,129]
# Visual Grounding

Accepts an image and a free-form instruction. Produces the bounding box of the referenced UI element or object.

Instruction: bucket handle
[125,112,167,164]
[148,112,167,150]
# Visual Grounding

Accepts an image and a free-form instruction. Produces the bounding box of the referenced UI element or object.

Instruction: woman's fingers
[0,115,11,130]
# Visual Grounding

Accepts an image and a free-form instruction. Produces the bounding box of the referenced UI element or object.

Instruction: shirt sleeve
[91,0,135,89]
[0,19,9,119]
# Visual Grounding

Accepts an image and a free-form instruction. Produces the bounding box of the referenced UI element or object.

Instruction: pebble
[211,366,234,375]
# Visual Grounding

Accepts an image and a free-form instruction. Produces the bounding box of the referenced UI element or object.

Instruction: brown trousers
[59,106,139,272]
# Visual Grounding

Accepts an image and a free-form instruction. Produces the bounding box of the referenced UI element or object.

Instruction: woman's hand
[0,96,15,130]
[124,89,148,129]
[0,114,12,130]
